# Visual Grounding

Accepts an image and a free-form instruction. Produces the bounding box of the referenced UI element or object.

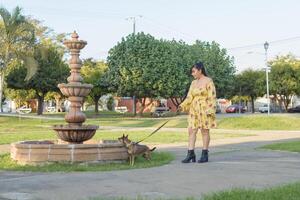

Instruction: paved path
[1,132,300,200]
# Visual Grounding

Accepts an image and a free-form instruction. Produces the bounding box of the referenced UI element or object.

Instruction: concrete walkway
[1,132,300,200]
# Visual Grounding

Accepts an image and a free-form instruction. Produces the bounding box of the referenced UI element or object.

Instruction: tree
[6,42,69,115]
[0,6,35,112]
[4,88,35,109]
[269,55,300,111]
[190,41,236,98]
[81,58,109,113]
[107,33,161,115]
[107,33,236,115]
[233,69,265,113]
[163,40,194,110]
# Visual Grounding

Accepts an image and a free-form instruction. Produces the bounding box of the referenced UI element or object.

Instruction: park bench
[115,106,128,113]
[16,106,32,114]
[46,106,56,113]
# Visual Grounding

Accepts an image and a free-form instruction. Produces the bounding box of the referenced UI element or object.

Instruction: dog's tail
[150,147,156,151]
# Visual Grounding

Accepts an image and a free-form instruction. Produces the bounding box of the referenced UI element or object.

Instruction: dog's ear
[125,134,128,138]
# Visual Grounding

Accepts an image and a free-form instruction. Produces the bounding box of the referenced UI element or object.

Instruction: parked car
[258,104,270,113]
[287,105,300,113]
[226,105,246,113]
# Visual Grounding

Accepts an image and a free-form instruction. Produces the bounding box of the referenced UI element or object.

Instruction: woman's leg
[188,127,198,150]
[200,128,210,150]
[198,129,210,163]
[182,127,198,163]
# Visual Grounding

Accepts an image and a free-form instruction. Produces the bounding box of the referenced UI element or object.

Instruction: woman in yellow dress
[179,62,217,163]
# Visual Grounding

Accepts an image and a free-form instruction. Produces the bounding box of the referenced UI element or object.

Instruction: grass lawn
[1,113,299,145]
[0,116,254,145]
[217,114,300,130]
[89,182,300,200]
[4,113,300,130]
[261,140,300,153]
[202,182,300,200]
[0,151,174,172]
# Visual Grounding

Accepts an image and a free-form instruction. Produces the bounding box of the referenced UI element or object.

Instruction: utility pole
[264,41,270,116]
[239,86,242,114]
[126,15,142,115]
[126,15,142,34]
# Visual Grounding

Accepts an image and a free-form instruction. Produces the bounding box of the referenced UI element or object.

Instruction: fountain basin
[63,40,87,50]
[58,83,92,97]
[11,140,128,165]
[53,124,98,144]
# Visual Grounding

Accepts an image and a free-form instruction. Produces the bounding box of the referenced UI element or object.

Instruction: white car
[258,104,270,113]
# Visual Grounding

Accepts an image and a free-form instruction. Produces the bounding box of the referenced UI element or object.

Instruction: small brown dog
[118,134,156,166]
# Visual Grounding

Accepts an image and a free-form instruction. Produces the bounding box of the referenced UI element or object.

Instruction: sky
[2,0,300,72]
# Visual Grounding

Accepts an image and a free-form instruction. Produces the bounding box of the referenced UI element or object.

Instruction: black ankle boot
[198,149,209,163]
[182,150,196,163]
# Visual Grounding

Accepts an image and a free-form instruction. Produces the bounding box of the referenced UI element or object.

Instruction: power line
[142,17,196,41]
[228,36,300,51]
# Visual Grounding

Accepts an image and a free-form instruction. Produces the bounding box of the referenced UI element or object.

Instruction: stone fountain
[52,31,98,144]
[10,32,128,165]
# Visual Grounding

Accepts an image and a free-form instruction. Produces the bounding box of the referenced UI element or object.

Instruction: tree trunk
[138,97,153,116]
[171,98,180,114]
[133,96,137,116]
[138,98,146,116]
[36,94,44,115]
[94,96,101,113]
[0,71,4,112]
[283,95,291,112]
[250,96,255,113]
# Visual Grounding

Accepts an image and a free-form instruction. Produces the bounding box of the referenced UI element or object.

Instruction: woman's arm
[179,81,194,112]
[206,80,217,115]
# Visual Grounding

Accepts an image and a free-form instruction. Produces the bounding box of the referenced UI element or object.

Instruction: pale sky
[2,0,300,72]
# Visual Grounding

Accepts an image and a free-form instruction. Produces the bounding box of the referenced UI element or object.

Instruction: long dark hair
[192,62,207,76]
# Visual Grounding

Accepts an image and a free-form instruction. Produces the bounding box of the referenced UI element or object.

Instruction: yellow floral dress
[180,79,217,129]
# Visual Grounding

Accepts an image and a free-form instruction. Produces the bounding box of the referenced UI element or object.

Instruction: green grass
[5,113,300,130]
[0,151,174,172]
[261,140,300,153]
[0,116,253,145]
[88,182,300,200]
[202,182,300,200]
[0,128,251,145]
[217,115,300,130]
[32,110,178,118]
[1,114,299,145]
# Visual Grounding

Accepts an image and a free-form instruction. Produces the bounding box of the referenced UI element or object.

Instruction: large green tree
[0,6,36,112]
[269,55,300,111]
[6,42,69,115]
[107,33,192,115]
[107,33,236,115]
[233,69,265,113]
[81,58,109,113]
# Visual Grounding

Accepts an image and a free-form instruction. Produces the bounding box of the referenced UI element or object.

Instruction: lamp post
[264,41,270,115]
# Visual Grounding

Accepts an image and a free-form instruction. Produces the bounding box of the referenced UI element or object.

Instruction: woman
[179,62,217,163]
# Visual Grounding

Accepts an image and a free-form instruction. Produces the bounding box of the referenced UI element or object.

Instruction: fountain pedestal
[52,31,98,144]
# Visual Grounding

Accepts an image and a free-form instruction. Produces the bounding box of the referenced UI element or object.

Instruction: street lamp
[264,41,270,115]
